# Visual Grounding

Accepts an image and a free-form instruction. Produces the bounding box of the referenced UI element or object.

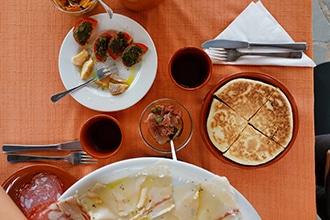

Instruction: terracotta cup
[80,114,123,159]
[169,46,212,90]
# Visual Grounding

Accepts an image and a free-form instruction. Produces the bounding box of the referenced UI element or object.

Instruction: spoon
[168,119,183,161]
[97,0,114,19]
[170,139,177,161]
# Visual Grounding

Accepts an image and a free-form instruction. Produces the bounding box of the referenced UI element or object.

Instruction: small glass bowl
[139,98,193,154]
[51,0,98,16]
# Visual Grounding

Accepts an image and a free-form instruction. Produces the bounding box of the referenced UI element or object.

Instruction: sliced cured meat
[145,104,183,144]
[18,172,64,216]
[26,201,69,220]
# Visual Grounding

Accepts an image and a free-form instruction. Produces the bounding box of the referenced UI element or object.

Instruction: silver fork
[207,48,302,61]
[51,64,118,103]
[7,151,98,165]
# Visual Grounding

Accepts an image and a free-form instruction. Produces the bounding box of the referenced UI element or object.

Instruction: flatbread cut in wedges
[223,125,284,166]
[206,98,248,152]
[214,78,277,120]
[249,88,293,147]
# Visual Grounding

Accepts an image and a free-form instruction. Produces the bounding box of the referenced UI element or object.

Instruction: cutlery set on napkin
[2,141,97,165]
[202,1,315,67]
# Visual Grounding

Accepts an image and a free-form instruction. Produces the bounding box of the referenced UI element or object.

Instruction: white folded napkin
[205,1,315,67]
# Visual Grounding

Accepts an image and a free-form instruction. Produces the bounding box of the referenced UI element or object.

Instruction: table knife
[2,140,82,153]
[201,39,307,50]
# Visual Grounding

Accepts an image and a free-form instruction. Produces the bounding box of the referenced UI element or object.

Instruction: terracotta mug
[80,114,123,159]
[169,46,212,90]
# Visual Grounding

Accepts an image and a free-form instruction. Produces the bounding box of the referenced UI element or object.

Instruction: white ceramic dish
[60,157,261,219]
[58,13,158,112]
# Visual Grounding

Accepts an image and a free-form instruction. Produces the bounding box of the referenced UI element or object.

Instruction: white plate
[60,157,261,220]
[58,13,158,111]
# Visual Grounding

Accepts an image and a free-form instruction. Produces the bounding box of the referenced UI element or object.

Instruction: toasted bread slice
[121,43,148,67]
[107,32,133,60]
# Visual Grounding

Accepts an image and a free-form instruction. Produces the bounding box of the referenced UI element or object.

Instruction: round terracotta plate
[2,164,77,212]
[200,72,299,168]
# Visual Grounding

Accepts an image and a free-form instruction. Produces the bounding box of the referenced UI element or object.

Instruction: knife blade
[201,39,307,50]
[2,140,82,153]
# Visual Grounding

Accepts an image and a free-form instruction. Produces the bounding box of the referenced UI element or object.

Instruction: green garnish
[108,32,129,55]
[155,115,163,123]
[121,46,143,67]
[73,21,93,45]
[95,35,111,58]
[151,106,162,114]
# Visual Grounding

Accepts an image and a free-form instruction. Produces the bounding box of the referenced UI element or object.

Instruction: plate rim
[58,13,158,112]
[59,157,261,219]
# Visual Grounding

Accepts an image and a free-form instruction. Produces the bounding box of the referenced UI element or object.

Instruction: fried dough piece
[206,98,248,152]
[80,58,94,80]
[109,83,128,95]
[71,49,90,66]
[249,88,293,147]
[214,78,276,120]
[224,125,284,166]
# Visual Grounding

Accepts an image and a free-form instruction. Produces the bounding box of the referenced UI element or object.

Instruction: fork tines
[77,151,98,164]
[104,64,118,73]
[207,48,228,61]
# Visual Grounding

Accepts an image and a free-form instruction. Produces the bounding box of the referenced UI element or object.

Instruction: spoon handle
[50,78,94,103]
[98,0,113,19]
[170,140,177,161]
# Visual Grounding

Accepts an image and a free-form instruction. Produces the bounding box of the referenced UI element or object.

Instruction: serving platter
[60,157,261,219]
[2,164,77,213]
[58,13,158,111]
[200,72,299,168]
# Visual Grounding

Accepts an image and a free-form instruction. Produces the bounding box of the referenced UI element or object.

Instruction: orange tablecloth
[0,0,315,219]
